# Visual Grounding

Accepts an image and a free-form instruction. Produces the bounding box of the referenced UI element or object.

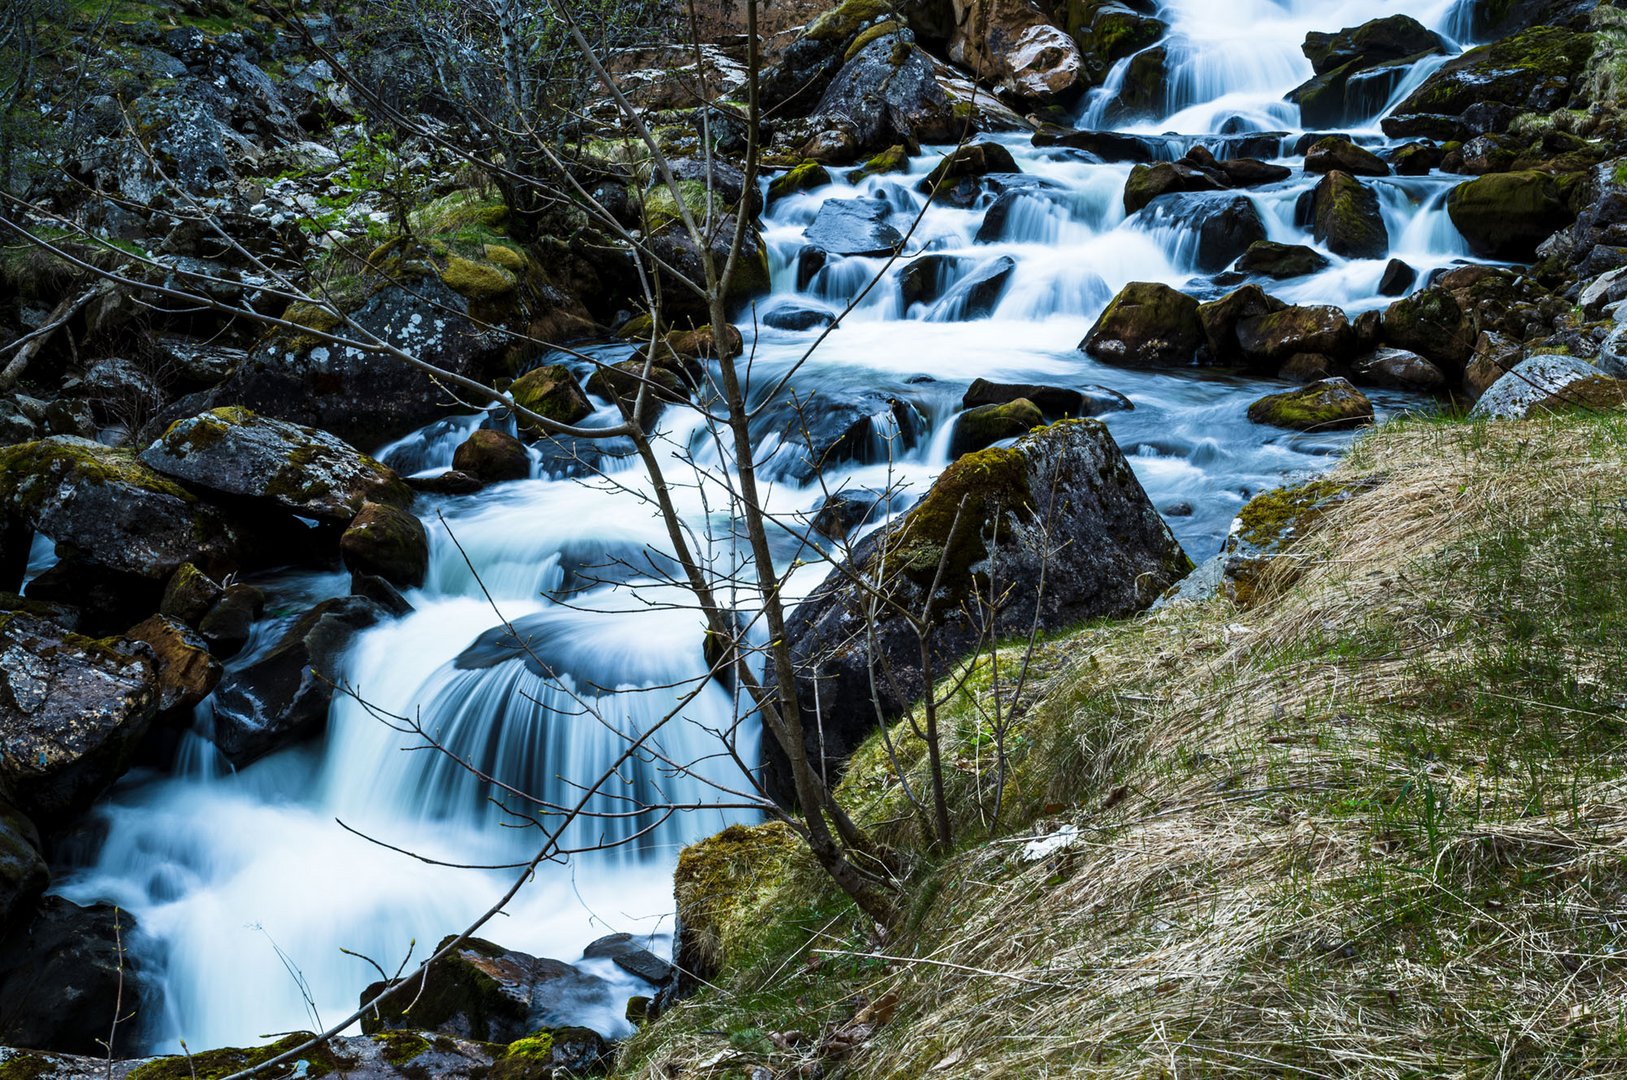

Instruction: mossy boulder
[1310,170,1388,259]
[452,429,530,485]
[0,799,46,936]
[1214,478,1362,606]
[209,596,387,766]
[1114,45,1168,119]
[1379,287,1475,370]
[665,323,743,359]
[767,160,832,202]
[159,561,222,627]
[1471,354,1627,419]
[0,612,159,822]
[1303,14,1444,75]
[0,437,243,589]
[360,936,615,1047]
[1080,281,1204,368]
[1246,377,1374,430]
[1447,170,1575,260]
[125,614,222,712]
[1304,137,1389,177]
[846,144,911,183]
[1072,2,1166,85]
[1235,305,1355,369]
[440,255,519,301]
[1122,161,1222,215]
[773,419,1191,803]
[586,360,689,425]
[948,398,1044,459]
[1235,241,1330,279]
[917,141,1019,193]
[140,407,411,523]
[1386,26,1595,133]
[340,501,429,589]
[673,821,802,988]
[1198,284,1289,368]
[509,364,593,428]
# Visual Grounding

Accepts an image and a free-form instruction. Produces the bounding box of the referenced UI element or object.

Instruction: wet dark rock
[773,419,1190,803]
[1455,0,1606,37]
[1464,331,1528,401]
[0,613,158,822]
[1448,171,1575,261]
[763,305,837,331]
[80,357,165,423]
[1353,348,1447,392]
[452,429,530,485]
[1236,305,1356,369]
[1385,27,1595,140]
[1378,258,1417,297]
[210,596,387,766]
[159,562,223,628]
[1198,285,1289,368]
[807,33,959,158]
[1113,46,1168,121]
[1123,161,1223,215]
[1279,353,1336,382]
[198,582,265,658]
[1310,170,1388,260]
[1247,377,1374,430]
[646,214,773,321]
[1081,281,1204,369]
[125,614,222,713]
[509,364,593,430]
[948,398,1045,458]
[1303,137,1389,177]
[764,392,925,480]
[1303,15,1444,76]
[805,198,904,256]
[140,408,411,523]
[585,360,689,426]
[811,491,885,540]
[0,898,145,1056]
[1388,141,1442,176]
[962,378,1132,418]
[931,256,1017,318]
[22,559,164,639]
[1236,241,1330,280]
[767,160,832,203]
[897,254,967,309]
[1071,1,1166,86]
[917,142,1019,193]
[1145,192,1269,273]
[583,933,674,986]
[340,502,429,590]
[0,800,46,936]
[352,573,414,617]
[1031,127,1163,162]
[1380,288,1475,371]
[361,935,616,1050]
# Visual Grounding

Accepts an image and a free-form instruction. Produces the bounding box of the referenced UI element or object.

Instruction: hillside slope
[621,408,1627,1078]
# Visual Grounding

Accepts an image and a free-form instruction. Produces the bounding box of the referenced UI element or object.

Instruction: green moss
[0,1051,52,1080]
[510,364,591,425]
[844,18,904,59]
[846,144,910,183]
[616,313,658,340]
[1234,479,1352,549]
[806,0,894,42]
[371,1030,430,1066]
[504,1033,554,1060]
[439,255,518,300]
[411,190,508,236]
[482,243,527,273]
[766,160,832,201]
[885,443,1032,584]
[673,822,803,974]
[0,439,195,516]
[127,1034,338,1080]
[641,179,719,233]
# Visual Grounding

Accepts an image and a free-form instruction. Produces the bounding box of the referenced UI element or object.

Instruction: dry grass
[618,411,1627,1080]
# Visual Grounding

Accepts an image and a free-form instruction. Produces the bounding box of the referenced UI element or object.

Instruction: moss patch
[127,1034,339,1080]
[440,255,518,300]
[884,443,1032,584]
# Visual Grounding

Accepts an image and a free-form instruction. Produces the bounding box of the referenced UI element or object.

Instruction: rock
[1279,352,1335,382]
[198,581,264,658]
[582,933,675,986]
[0,800,45,935]
[897,254,964,310]
[931,256,1017,318]
[210,596,387,766]
[1385,27,1595,139]
[585,360,689,425]
[918,142,1019,193]
[340,503,429,590]
[1389,141,1442,176]
[808,32,959,158]
[674,822,802,990]
[1378,258,1417,297]
[0,898,145,1056]
[948,398,1044,458]
[1541,162,1627,280]
[21,558,164,639]
[140,407,410,523]
[452,430,530,485]
[847,143,912,183]
[1122,161,1222,215]
[1071,2,1166,86]
[1292,52,1442,130]
[805,198,904,256]
[0,613,158,822]
[759,391,926,480]
[948,0,1084,102]
[1031,127,1164,161]
[1304,137,1389,177]
[1236,305,1355,369]
[1380,288,1474,370]
[1448,171,1575,261]
[773,419,1190,801]
[80,357,165,422]
[1471,355,1627,419]
[1579,267,1627,319]
[1464,331,1528,400]
[352,573,414,617]
[961,378,1131,418]
[1114,46,1168,119]
[811,492,883,539]
[764,305,837,331]
[1197,284,1288,368]
[1143,193,1268,273]
[767,160,832,202]
[125,614,222,712]
[1456,0,1604,37]
[1247,377,1374,430]
[647,214,772,320]
[1303,15,1444,75]
[1236,241,1330,279]
[509,364,593,429]
[159,562,223,627]
[0,437,244,592]
[361,935,616,1050]
[1352,348,1447,391]
[1310,170,1388,260]
[1080,281,1204,369]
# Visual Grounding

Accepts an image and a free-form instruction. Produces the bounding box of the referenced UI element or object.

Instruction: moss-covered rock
[1122,160,1222,215]
[1246,377,1374,430]
[1080,281,1204,368]
[439,254,519,301]
[1235,241,1331,279]
[158,562,222,627]
[948,398,1044,459]
[673,822,803,987]
[125,614,221,712]
[1310,170,1389,259]
[586,359,689,425]
[1387,26,1596,128]
[1198,284,1289,368]
[1447,170,1576,260]
[509,364,593,428]
[1304,136,1389,177]
[917,141,1019,194]
[665,323,743,359]
[1379,287,1475,370]
[767,160,832,203]
[340,501,429,588]
[451,429,530,485]
[1235,305,1355,368]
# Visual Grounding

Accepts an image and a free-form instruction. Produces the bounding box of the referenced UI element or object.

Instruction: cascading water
[58,0,1488,1054]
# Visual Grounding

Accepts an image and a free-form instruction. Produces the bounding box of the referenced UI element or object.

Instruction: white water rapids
[56,0,1492,1053]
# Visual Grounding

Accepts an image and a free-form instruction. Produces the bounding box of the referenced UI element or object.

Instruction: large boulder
[361,935,616,1052]
[139,407,411,523]
[0,437,244,592]
[1380,288,1475,371]
[1236,305,1356,369]
[1291,14,1446,129]
[1448,171,1575,261]
[1303,15,1444,75]
[1352,348,1447,392]
[0,898,146,1056]
[805,198,905,256]
[804,31,961,159]
[209,596,388,766]
[509,364,593,428]
[1310,171,1388,260]
[1069,1,1166,86]
[1384,27,1595,139]
[773,419,1191,801]
[1304,137,1389,177]
[917,141,1019,193]
[645,215,772,321]
[0,800,46,935]
[1235,241,1330,280]
[1198,285,1288,368]
[1464,331,1528,400]
[948,398,1044,458]
[1140,193,1268,273]
[125,614,222,712]
[452,429,530,485]
[948,0,1084,102]
[1122,161,1223,215]
[1247,378,1374,430]
[1080,281,1204,368]
[0,612,159,822]
[1455,0,1604,36]
[1471,355,1627,419]
[340,502,430,589]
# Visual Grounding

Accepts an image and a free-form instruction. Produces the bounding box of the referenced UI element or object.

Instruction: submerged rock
[1247,377,1374,431]
[961,379,1132,418]
[774,419,1191,802]
[805,198,905,256]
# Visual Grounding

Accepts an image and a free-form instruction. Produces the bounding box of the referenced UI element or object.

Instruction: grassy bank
[618,410,1627,1079]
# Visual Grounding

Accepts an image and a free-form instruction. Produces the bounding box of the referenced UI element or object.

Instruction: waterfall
[58,0,1485,1055]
